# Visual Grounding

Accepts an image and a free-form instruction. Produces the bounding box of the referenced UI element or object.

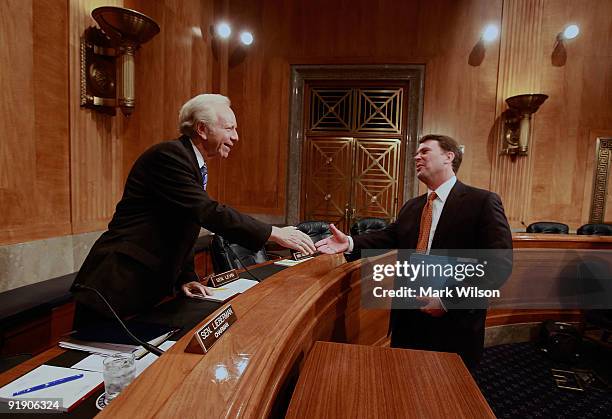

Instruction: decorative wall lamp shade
[80,7,160,116]
[502,93,548,155]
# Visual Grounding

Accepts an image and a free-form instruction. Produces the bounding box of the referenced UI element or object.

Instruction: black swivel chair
[577,223,612,236]
[296,221,332,243]
[526,222,569,234]
[350,217,388,236]
[210,235,269,274]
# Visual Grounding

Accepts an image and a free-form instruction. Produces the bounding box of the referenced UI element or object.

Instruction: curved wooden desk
[486,233,612,326]
[512,233,612,249]
[99,254,388,418]
[99,234,612,417]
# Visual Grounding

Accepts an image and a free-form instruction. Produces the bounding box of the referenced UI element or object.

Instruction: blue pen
[12,373,84,397]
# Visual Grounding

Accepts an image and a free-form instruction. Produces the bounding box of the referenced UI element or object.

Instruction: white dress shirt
[190,139,205,169]
[425,175,457,251]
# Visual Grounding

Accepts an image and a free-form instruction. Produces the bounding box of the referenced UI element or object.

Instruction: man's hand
[416,296,446,317]
[181,281,212,298]
[315,224,349,254]
[270,226,316,254]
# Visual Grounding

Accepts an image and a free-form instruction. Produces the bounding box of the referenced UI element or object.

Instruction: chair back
[210,235,268,273]
[350,217,388,236]
[526,222,569,234]
[577,223,612,236]
[296,221,332,243]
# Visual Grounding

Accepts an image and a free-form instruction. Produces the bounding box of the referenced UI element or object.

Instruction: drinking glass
[103,352,136,403]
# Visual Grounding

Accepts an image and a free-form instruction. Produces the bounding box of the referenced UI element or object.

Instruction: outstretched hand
[315,224,350,254]
[270,226,316,254]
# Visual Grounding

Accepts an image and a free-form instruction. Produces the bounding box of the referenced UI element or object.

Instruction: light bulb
[216,22,231,39]
[482,24,499,42]
[240,31,254,46]
[563,24,579,40]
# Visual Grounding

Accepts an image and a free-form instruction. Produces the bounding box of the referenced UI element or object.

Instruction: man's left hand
[416,296,446,317]
[181,281,212,298]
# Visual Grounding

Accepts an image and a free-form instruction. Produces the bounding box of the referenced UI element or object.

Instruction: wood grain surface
[0,0,71,244]
[286,341,495,419]
[97,254,389,418]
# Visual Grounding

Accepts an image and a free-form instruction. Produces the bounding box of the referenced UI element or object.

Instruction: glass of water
[103,353,136,403]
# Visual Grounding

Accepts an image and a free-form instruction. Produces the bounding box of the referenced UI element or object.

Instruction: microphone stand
[71,284,164,357]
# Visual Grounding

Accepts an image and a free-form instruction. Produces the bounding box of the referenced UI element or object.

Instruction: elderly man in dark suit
[316,134,512,368]
[73,94,315,327]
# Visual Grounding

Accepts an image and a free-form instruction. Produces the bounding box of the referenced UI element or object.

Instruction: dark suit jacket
[73,136,271,319]
[353,180,512,367]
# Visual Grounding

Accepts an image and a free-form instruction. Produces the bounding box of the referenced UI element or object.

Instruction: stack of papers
[193,278,258,302]
[72,341,176,377]
[0,365,103,412]
[59,325,177,358]
[274,258,312,267]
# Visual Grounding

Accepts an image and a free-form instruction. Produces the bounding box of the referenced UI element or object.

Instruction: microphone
[223,242,261,282]
[71,283,164,357]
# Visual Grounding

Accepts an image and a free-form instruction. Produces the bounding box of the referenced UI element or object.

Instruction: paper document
[59,329,177,358]
[194,278,258,302]
[72,341,176,377]
[274,258,312,267]
[0,365,102,412]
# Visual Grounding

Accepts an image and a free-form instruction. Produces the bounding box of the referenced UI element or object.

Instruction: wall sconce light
[80,7,160,116]
[552,24,580,67]
[502,94,548,156]
[482,24,500,43]
[211,23,254,66]
[469,24,499,67]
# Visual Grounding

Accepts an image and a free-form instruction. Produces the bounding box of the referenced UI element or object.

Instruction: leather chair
[296,221,332,243]
[350,217,388,236]
[577,223,612,236]
[210,235,268,274]
[526,222,569,234]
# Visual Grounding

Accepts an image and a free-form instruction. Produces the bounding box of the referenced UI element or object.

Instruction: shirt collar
[189,139,205,169]
[428,175,457,203]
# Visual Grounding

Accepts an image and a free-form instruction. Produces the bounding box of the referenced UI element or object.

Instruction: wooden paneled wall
[69,0,126,234]
[2,0,612,246]
[222,0,503,217]
[222,0,612,230]
[0,0,216,246]
[0,0,71,244]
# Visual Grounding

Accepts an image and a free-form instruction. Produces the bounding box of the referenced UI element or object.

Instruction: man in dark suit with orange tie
[72,94,315,327]
[315,134,512,368]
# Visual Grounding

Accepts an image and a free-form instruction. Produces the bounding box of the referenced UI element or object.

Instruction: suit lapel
[431,181,467,249]
[406,194,427,249]
[179,135,203,185]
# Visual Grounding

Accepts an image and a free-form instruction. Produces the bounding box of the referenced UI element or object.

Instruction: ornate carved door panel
[301,84,406,230]
[353,139,401,222]
[303,137,354,231]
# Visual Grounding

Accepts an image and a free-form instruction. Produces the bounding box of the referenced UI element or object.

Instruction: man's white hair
[178,94,231,136]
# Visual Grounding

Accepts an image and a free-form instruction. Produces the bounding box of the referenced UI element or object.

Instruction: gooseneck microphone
[223,243,261,282]
[71,283,164,357]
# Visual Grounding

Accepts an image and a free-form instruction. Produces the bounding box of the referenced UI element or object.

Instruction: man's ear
[195,121,208,139]
[446,151,455,164]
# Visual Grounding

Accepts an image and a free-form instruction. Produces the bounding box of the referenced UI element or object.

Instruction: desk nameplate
[185,305,237,354]
[207,270,239,288]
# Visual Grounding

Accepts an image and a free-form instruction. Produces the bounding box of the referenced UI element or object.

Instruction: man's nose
[232,129,239,141]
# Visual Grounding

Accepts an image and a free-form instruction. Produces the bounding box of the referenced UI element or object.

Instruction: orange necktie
[416,192,437,253]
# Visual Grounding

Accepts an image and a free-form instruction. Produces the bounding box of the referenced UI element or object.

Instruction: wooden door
[301,83,407,231]
[303,137,354,231]
[353,138,401,222]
